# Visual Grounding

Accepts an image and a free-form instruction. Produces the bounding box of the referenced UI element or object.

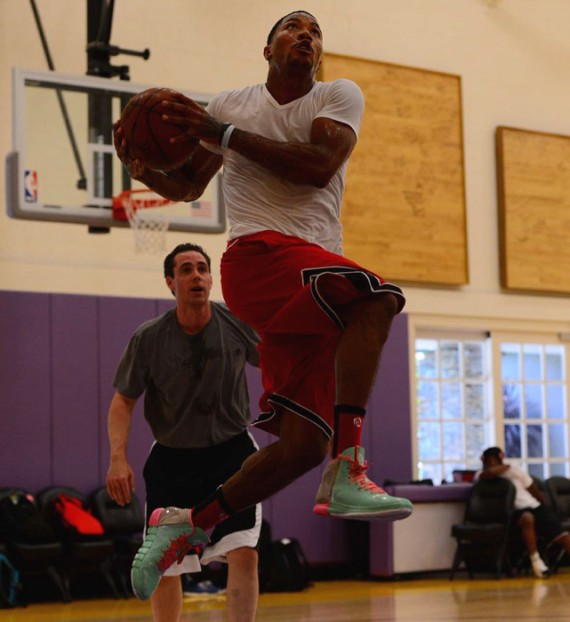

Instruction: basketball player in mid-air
[114,10,413,600]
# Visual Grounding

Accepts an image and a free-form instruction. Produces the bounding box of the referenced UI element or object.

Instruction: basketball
[118,87,198,171]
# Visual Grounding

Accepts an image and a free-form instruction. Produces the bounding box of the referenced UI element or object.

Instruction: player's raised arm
[161,93,358,189]
[222,117,357,188]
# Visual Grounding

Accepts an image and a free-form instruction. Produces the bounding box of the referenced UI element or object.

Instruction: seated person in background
[479,446,570,578]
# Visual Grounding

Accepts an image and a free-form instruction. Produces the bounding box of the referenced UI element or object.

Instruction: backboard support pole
[29,0,87,191]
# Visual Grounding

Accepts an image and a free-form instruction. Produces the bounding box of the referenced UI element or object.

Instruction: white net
[118,190,173,255]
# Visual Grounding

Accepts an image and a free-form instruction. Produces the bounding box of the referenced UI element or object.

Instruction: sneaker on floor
[313,446,413,521]
[531,554,550,579]
[131,507,209,600]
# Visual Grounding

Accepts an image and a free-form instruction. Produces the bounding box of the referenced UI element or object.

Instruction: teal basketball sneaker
[131,507,209,600]
[313,446,413,520]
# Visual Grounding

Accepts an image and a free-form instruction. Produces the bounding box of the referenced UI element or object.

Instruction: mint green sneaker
[313,446,413,521]
[131,507,208,600]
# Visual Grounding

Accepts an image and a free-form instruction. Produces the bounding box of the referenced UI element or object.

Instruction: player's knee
[278,412,330,475]
[227,546,258,569]
[372,294,398,327]
[290,434,329,472]
[277,433,328,480]
[345,294,398,334]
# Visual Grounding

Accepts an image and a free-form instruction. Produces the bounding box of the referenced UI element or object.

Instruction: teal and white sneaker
[131,507,208,600]
[313,446,413,521]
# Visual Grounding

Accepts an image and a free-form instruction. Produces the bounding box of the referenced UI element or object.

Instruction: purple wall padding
[0,290,412,565]
[50,295,101,492]
[0,292,52,491]
[368,313,413,485]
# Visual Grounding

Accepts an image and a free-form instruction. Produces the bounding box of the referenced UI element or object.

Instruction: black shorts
[143,430,261,572]
[513,505,566,546]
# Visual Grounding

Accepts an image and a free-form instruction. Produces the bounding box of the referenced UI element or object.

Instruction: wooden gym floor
[4,571,570,622]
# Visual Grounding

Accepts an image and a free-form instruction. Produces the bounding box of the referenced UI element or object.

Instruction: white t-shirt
[498,463,541,510]
[205,79,364,254]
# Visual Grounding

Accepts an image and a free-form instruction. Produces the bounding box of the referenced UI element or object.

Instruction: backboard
[6,68,225,233]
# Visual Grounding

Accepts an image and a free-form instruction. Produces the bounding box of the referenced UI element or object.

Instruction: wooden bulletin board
[496,126,570,295]
[321,53,468,286]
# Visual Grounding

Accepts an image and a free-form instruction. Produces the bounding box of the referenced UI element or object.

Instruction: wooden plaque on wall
[496,126,570,295]
[321,53,468,286]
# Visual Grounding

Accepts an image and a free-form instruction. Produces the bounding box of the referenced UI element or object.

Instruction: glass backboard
[6,68,225,233]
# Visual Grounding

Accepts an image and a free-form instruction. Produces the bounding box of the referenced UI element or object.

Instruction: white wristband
[220,124,236,150]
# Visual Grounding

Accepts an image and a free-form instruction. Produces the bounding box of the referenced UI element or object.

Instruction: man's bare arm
[138,146,223,202]
[227,117,357,188]
[107,392,138,506]
[527,482,546,505]
[161,95,357,188]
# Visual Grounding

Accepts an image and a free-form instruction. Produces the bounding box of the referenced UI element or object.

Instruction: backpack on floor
[0,554,22,608]
[0,491,55,544]
[263,537,310,593]
[53,494,104,538]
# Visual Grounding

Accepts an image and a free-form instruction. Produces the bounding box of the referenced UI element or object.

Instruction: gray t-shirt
[113,302,260,448]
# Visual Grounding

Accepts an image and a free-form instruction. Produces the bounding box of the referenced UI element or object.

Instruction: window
[415,334,492,483]
[413,324,570,483]
[499,342,568,479]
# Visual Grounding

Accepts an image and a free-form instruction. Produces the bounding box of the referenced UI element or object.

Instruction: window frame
[491,330,570,478]
[408,315,570,482]
[412,327,493,483]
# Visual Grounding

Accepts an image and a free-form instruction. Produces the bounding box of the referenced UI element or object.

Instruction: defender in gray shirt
[106,243,260,622]
[114,302,258,448]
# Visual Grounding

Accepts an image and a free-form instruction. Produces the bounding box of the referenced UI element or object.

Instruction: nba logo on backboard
[24,170,38,203]
[191,200,212,218]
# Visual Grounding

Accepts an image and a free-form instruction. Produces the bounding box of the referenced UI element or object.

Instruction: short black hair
[163,243,211,278]
[482,446,503,460]
[266,10,318,44]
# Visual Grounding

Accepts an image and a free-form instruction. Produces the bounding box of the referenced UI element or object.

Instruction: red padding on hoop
[112,194,128,221]
[111,189,173,222]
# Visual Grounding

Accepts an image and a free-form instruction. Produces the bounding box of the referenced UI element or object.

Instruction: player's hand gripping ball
[117,87,198,170]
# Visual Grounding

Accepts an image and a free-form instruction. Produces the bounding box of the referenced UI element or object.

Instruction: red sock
[332,404,366,457]
[192,487,233,531]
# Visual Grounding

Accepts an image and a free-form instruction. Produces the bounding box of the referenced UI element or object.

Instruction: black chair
[36,486,121,599]
[545,476,570,530]
[450,478,516,580]
[544,476,570,571]
[532,476,549,500]
[90,487,145,597]
[0,488,70,603]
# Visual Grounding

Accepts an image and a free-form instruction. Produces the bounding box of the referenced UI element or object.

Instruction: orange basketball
[118,87,198,171]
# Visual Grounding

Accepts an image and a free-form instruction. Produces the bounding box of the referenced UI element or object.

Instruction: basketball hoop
[112,189,174,255]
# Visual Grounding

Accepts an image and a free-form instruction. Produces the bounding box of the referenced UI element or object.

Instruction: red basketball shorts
[220,230,406,439]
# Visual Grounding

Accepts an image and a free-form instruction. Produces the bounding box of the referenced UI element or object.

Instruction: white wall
[1,0,569,325]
